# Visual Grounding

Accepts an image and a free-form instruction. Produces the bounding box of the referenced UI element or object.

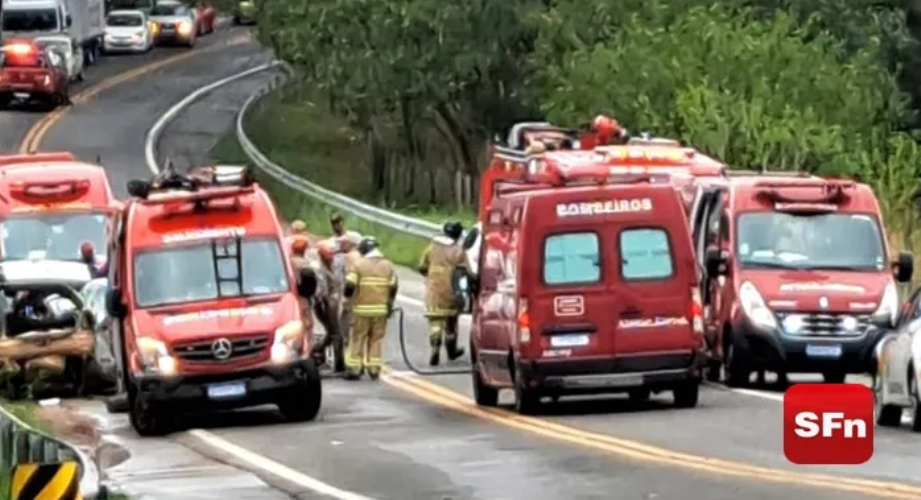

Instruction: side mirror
[894,252,914,283]
[126,179,151,199]
[105,288,126,319]
[297,268,317,298]
[65,15,73,27]
[704,247,728,277]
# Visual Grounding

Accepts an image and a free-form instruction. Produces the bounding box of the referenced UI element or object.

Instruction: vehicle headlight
[271,320,305,364]
[872,282,898,328]
[739,281,777,330]
[136,336,176,375]
[178,21,192,35]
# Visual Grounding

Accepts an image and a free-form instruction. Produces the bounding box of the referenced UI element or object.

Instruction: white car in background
[103,10,155,54]
[33,35,85,82]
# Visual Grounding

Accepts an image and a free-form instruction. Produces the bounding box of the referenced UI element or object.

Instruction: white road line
[145,62,281,174]
[146,66,379,500]
[188,429,377,500]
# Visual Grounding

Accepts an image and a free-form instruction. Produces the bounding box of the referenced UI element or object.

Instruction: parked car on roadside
[232,0,255,25]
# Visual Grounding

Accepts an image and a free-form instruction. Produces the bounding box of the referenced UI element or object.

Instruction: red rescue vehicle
[459,167,707,414]
[695,172,913,386]
[103,166,322,436]
[0,153,118,285]
[0,40,70,110]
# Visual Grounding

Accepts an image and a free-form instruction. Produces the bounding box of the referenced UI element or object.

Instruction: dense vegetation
[250,0,921,252]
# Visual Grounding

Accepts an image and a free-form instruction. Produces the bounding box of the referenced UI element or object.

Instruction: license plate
[13,92,29,99]
[207,381,246,399]
[805,344,843,358]
[550,334,590,347]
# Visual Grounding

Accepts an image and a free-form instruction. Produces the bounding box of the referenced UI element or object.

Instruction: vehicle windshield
[107,14,144,26]
[0,213,108,261]
[736,212,886,271]
[150,5,179,15]
[1,10,59,32]
[133,238,289,308]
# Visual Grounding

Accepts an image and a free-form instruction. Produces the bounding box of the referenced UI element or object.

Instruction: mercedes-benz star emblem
[212,338,233,360]
[819,296,829,310]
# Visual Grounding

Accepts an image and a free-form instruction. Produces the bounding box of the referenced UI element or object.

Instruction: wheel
[232,16,240,25]
[513,364,541,415]
[822,370,846,384]
[910,370,921,432]
[129,386,171,437]
[873,373,902,427]
[628,388,651,402]
[277,361,322,422]
[723,338,750,387]
[673,379,700,408]
[0,95,10,110]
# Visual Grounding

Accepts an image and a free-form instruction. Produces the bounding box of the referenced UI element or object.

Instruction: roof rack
[127,164,256,205]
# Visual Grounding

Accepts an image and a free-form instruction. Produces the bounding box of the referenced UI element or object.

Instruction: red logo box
[783,383,874,464]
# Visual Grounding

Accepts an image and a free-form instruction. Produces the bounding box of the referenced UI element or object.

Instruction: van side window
[620,228,674,280]
[543,232,600,285]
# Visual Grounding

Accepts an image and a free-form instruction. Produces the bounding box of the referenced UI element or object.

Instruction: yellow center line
[380,367,921,498]
[18,34,250,154]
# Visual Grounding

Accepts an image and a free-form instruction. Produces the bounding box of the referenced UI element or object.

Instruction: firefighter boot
[445,336,465,362]
[429,336,442,367]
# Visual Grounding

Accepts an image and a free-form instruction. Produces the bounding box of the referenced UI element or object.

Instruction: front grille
[777,313,870,337]
[160,22,174,28]
[173,334,269,362]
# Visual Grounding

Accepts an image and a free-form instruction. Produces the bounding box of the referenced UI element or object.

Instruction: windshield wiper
[805,264,874,272]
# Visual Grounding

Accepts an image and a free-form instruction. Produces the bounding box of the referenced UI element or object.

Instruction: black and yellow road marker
[10,461,81,500]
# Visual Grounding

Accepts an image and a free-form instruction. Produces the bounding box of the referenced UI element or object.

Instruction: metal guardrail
[0,403,102,499]
[235,64,445,240]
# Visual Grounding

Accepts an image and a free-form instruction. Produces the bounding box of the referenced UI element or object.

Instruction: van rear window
[620,228,673,280]
[543,232,600,285]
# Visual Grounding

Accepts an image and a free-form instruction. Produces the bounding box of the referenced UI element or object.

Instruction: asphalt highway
[2,25,920,500]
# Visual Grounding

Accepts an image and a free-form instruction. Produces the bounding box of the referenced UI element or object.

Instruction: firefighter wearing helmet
[418,221,467,366]
[343,237,398,380]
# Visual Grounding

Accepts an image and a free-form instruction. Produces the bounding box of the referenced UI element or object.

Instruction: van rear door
[611,191,700,357]
[522,194,613,360]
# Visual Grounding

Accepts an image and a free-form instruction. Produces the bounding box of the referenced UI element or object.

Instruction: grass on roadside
[211,131,434,268]
[0,398,49,434]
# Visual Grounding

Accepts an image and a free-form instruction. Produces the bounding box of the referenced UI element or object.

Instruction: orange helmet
[591,114,623,143]
[290,235,309,255]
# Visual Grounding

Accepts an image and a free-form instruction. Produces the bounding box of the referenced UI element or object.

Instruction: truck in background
[0,0,105,66]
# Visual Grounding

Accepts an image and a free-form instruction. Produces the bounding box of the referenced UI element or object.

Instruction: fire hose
[393,307,471,376]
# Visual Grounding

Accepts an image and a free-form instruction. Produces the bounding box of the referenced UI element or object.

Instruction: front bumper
[731,315,882,373]
[517,351,705,394]
[103,39,147,52]
[155,30,193,43]
[0,87,54,99]
[131,358,316,411]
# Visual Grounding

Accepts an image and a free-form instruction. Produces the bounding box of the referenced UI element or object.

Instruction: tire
[513,364,540,415]
[277,361,322,422]
[673,379,700,408]
[873,373,902,427]
[0,95,10,110]
[723,338,750,387]
[232,16,240,25]
[472,367,499,407]
[822,370,846,384]
[105,393,130,414]
[129,387,171,437]
[910,371,921,433]
[628,388,651,402]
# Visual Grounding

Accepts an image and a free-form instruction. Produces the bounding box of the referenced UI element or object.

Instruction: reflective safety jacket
[419,236,466,318]
[346,255,398,317]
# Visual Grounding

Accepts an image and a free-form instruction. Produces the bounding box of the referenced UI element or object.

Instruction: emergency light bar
[594,146,695,165]
[0,43,33,55]
[0,152,77,168]
[8,179,91,202]
[754,179,855,205]
[724,169,814,178]
[128,164,256,200]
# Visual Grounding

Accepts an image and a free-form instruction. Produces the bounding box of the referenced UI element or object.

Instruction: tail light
[689,288,704,335]
[517,298,531,344]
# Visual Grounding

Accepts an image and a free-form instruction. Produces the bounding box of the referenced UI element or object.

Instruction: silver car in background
[103,10,155,54]
[149,0,196,48]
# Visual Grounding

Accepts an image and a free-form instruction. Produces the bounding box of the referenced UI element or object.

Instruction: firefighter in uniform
[418,221,467,366]
[343,237,398,380]
[288,236,313,326]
